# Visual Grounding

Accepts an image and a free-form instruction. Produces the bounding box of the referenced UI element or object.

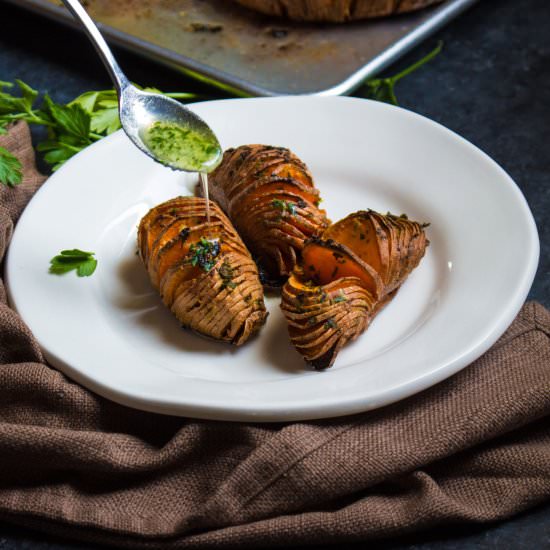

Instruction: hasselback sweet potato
[233,0,444,22]
[138,197,268,345]
[205,145,330,286]
[281,210,428,369]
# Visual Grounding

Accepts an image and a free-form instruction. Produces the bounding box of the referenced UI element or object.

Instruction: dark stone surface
[0,0,548,547]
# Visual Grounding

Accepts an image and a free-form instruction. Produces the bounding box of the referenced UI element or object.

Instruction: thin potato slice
[301,238,384,299]
[323,211,387,279]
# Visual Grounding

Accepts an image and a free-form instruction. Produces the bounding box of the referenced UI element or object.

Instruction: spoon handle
[60,0,129,93]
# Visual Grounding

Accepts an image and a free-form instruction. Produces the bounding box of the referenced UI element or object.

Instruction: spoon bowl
[62,0,222,173]
[120,85,222,173]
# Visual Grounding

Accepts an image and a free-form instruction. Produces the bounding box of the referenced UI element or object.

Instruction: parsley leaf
[59,248,95,257]
[0,79,38,117]
[89,102,120,135]
[0,146,22,187]
[70,90,120,135]
[37,137,85,171]
[49,249,97,277]
[43,95,91,140]
[77,259,98,277]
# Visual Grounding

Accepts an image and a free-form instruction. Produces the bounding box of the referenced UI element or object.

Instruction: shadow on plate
[114,254,234,355]
[260,307,308,374]
[114,253,306,374]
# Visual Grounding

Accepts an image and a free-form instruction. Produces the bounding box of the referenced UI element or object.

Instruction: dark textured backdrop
[0,0,549,547]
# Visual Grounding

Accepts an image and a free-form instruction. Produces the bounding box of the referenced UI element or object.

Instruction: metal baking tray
[6,0,479,96]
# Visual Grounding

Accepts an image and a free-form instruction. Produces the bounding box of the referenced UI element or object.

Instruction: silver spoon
[61,0,222,173]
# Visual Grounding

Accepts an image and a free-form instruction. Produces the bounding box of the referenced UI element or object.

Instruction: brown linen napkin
[0,121,549,548]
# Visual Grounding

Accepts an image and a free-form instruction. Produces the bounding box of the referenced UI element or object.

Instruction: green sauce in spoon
[142,120,222,173]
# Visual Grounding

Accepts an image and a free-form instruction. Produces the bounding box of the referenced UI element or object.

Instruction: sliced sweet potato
[281,272,378,369]
[322,210,428,293]
[281,209,429,368]
[205,144,329,284]
[301,237,384,299]
[138,197,268,345]
[322,211,387,279]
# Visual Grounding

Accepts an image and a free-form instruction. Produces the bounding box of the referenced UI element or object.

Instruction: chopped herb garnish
[333,292,347,303]
[324,319,338,330]
[272,199,296,216]
[187,237,220,272]
[218,259,237,290]
[49,249,97,277]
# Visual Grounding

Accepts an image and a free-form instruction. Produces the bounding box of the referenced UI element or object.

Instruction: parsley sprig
[0,80,200,186]
[0,146,22,187]
[361,42,442,105]
[49,249,97,277]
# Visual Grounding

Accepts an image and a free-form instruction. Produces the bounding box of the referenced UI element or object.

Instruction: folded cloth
[0,121,548,549]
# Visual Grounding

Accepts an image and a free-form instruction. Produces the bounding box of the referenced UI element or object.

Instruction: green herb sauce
[187,237,220,272]
[142,121,222,173]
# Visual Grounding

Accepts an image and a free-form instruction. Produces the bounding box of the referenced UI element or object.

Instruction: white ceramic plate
[6,97,539,421]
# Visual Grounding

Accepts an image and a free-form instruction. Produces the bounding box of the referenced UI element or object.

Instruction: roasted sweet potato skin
[281,210,428,368]
[233,0,444,22]
[205,145,330,285]
[281,268,377,369]
[138,196,268,345]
